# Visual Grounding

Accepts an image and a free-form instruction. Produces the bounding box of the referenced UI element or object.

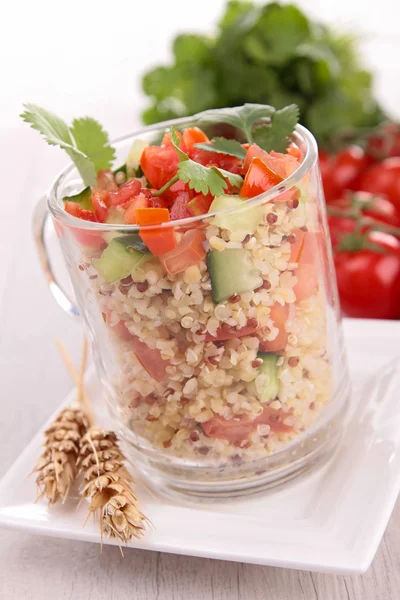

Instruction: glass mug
[33,112,351,499]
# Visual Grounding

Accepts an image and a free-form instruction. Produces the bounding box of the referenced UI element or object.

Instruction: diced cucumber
[256,353,280,403]
[209,195,264,233]
[207,248,262,303]
[93,239,148,283]
[127,139,149,177]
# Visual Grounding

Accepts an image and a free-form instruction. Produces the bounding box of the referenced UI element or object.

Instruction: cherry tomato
[328,192,400,248]
[320,146,369,203]
[366,122,400,160]
[358,158,400,210]
[140,145,179,189]
[334,232,400,319]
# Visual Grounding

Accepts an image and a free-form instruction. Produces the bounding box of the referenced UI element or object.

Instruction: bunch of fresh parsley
[141,1,386,149]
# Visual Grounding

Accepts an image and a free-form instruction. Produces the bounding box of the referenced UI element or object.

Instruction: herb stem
[154,174,179,197]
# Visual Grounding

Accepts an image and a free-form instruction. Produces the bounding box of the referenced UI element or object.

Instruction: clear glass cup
[33,112,351,499]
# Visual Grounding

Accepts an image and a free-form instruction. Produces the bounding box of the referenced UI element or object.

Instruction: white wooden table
[1,1,400,597]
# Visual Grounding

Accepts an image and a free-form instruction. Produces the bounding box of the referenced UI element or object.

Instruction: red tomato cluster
[320,125,400,319]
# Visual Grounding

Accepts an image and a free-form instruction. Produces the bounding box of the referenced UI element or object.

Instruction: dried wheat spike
[34,408,89,505]
[78,429,148,544]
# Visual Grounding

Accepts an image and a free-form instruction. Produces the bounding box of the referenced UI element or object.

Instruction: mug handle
[32,196,80,318]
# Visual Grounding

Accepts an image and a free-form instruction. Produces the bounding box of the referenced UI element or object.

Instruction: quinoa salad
[46,105,333,469]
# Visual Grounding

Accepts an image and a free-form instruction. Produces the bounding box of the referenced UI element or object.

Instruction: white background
[1,1,400,598]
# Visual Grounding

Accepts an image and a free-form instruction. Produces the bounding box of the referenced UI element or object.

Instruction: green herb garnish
[20,104,115,187]
[195,137,246,160]
[156,128,243,197]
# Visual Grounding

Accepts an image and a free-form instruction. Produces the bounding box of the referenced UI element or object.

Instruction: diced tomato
[258,303,290,352]
[289,229,324,264]
[160,229,205,275]
[243,145,299,179]
[170,193,193,220]
[187,193,214,216]
[136,207,177,255]
[123,193,151,224]
[287,143,301,160]
[190,148,241,174]
[162,129,183,146]
[161,180,193,207]
[111,320,133,341]
[91,187,111,222]
[132,337,170,382]
[149,195,170,209]
[183,127,209,153]
[109,178,142,206]
[241,157,283,199]
[64,201,97,222]
[140,145,179,189]
[202,406,293,442]
[64,201,104,248]
[205,320,259,342]
[97,169,118,191]
[293,263,319,302]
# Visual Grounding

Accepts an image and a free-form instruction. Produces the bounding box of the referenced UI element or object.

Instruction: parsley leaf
[71,117,115,173]
[20,104,114,187]
[196,103,274,142]
[253,105,300,152]
[194,137,246,160]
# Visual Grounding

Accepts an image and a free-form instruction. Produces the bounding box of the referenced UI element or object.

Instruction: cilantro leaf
[196,103,275,142]
[179,161,228,196]
[253,105,299,152]
[71,117,115,173]
[21,104,97,186]
[194,137,246,160]
[20,104,115,187]
[168,126,243,196]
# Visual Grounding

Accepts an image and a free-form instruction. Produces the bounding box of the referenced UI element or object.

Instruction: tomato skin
[132,337,170,382]
[241,157,283,199]
[91,187,111,222]
[182,127,209,153]
[159,229,205,275]
[140,145,179,189]
[258,303,290,352]
[123,193,150,224]
[358,158,400,209]
[187,193,214,215]
[205,320,259,342]
[328,192,400,248]
[321,146,369,203]
[109,178,142,206]
[202,406,292,442]
[334,232,400,319]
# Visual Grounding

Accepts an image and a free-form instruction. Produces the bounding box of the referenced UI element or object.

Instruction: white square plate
[1,319,400,574]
